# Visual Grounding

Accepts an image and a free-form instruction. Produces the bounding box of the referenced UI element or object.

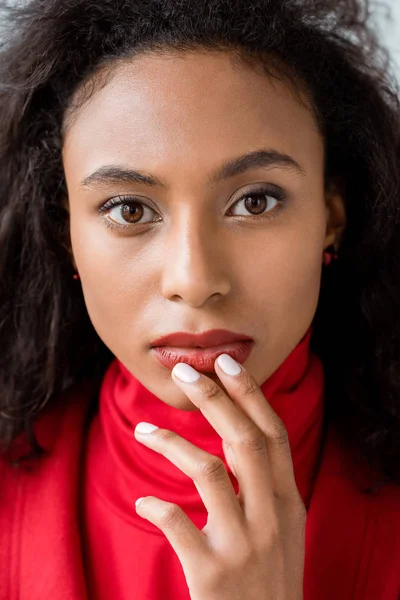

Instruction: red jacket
[0,373,400,600]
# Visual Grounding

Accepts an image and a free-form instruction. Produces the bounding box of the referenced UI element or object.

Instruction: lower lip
[150,340,254,373]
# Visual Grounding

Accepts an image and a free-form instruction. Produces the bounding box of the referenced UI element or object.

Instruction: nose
[160,214,231,307]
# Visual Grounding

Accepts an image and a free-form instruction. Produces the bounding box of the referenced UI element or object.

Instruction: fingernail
[173,363,201,383]
[216,353,242,376]
[135,422,159,434]
[135,497,145,509]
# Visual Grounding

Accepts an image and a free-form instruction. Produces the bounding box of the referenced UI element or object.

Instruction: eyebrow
[80,148,306,189]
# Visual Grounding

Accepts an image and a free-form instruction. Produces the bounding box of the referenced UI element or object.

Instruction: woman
[0,0,399,598]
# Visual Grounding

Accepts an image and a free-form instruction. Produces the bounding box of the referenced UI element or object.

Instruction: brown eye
[120,202,144,224]
[230,191,279,217]
[243,194,268,214]
[104,199,159,226]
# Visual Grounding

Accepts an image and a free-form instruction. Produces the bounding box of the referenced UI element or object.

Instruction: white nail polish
[135,422,159,434]
[217,353,242,376]
[173,363,201,383]
[135,497,145,508]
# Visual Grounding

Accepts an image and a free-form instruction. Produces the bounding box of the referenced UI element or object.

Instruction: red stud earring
[323,245,338,266]
[72,272,80,280]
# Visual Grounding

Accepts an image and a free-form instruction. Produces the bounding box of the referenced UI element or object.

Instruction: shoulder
[306,423,400,597]
[318,423,400,554]
[0,377,98,468]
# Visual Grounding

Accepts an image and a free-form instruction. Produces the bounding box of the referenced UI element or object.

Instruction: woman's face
[62,50,344,410]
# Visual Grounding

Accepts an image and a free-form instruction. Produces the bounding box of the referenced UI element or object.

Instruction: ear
[323,178,346,251]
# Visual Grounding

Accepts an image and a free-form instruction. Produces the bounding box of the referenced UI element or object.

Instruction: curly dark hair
[0,0,399,488]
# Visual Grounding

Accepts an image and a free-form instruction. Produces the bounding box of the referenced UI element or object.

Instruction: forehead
[62,51,322,181]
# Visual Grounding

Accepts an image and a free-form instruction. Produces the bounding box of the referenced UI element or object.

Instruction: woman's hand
[133,353,306,600]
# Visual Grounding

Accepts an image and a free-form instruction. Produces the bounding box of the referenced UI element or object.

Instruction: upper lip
[151,329,253,348]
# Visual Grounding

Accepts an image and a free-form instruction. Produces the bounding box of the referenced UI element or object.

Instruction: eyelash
[97,185,287,232]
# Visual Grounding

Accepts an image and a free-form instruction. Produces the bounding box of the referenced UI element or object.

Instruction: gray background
[374,0,400,83]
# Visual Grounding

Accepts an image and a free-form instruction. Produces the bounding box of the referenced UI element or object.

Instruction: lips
[151,329,253,348]
[150,329,254,373]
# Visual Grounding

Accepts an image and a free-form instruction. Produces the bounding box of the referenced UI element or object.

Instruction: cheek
[276,249,322,316]
[68,212,138,331]
[249,249,321,306]
[244,219,324,323]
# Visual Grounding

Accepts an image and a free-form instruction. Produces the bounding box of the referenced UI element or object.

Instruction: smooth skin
[62,51,346,407]
[62,50,347,598]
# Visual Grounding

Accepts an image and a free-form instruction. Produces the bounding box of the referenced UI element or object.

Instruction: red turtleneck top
[0,327,399,599]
